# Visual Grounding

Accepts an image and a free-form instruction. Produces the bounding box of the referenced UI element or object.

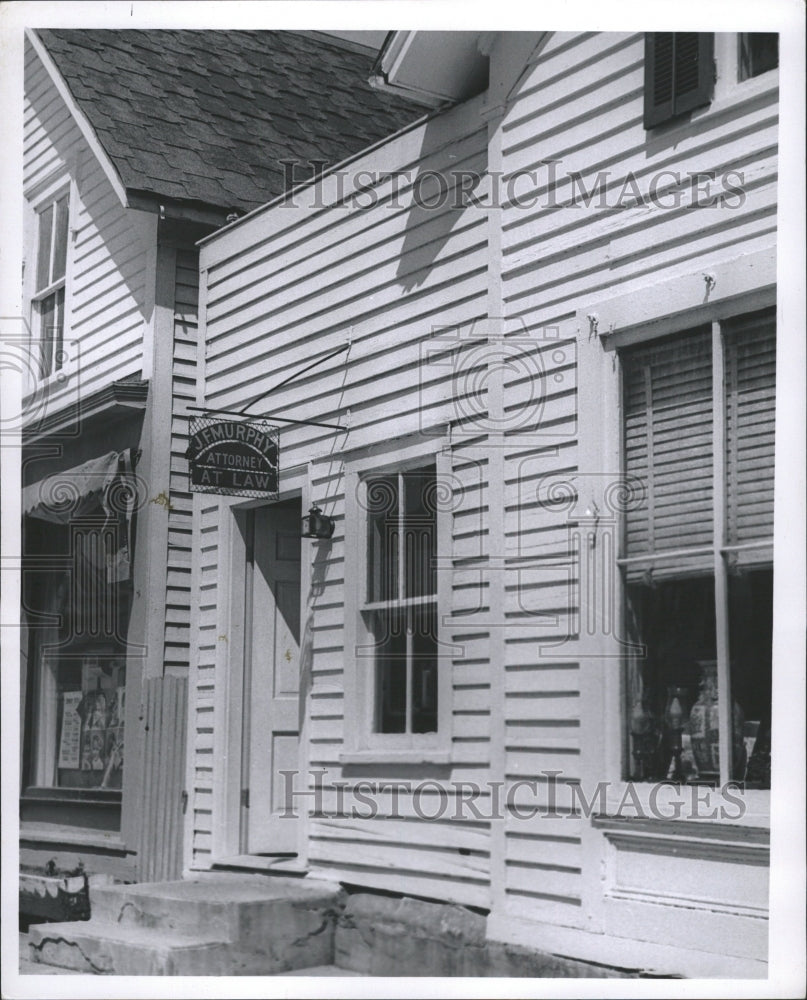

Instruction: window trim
[341,434,452,761]
[576,253,775,823]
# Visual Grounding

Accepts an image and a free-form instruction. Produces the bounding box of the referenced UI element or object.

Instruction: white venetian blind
[724,307,776,559]
[622,326,713,579]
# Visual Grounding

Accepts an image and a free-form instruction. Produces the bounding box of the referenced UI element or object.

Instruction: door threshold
[211,854,308,876]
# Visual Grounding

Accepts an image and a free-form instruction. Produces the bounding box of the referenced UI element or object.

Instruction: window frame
[737,32,779,82]
[25,175,75,388]
[616,311,775,788]
[341,436,453,763]
[575,249,775,823]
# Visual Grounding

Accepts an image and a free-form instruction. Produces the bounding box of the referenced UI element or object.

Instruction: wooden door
[246,500,302,854]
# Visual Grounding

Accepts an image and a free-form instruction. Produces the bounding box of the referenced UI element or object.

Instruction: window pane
[38,294,57,378]
[54,287,65,370]
[739,33,779,81]
[626,576,718,782]
[403,465,436,599]
[55,654,126,790]
[725,309,776,548]
[412,603,438,733]
[36,203,54,291]
[52,194,69,282]
[729,568,772,788]
[372,608,407,733]
[622,327,713,575]
[366,475,398,602]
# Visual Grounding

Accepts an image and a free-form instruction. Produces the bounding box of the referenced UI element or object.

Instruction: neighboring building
[180,30,778,977]
[20,27,420,892]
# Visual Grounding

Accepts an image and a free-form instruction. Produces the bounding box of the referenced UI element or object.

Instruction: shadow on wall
[395,112,488,293]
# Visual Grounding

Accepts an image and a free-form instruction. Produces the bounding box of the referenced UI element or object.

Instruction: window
[32,191,70,379]
[738,33,779,81]
[363,465,438,735]
[25,514,132,791]
[644,33,714,129]
[620,308,775,789]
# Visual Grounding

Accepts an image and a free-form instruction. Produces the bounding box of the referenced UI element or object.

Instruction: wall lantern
[302,505,335,539]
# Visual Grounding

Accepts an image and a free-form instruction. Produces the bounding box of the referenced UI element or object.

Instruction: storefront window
[47,651,126,790]
[620,309,775,787]
[23,453,136,793]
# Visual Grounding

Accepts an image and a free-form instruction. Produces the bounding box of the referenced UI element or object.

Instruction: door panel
[247,500,302,853]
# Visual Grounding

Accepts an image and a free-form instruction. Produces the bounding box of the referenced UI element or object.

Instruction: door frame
[208,463,312,866]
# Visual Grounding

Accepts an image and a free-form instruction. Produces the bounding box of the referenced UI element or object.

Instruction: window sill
[20,821,127,853]
[339,750,453,766]
[22,787,122,808]
[22,366,73,401]
[598,784,770,828]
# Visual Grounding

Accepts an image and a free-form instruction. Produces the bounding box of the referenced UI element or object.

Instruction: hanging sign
[187,416,279,499]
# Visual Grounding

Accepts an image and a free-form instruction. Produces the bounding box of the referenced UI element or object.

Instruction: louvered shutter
[724,307,776,562]
[644,33,714,128]
[622,327,713,580]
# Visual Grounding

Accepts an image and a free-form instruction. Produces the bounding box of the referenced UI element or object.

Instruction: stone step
[29,874,345,975]
[90,874,342,949]
[27,920,231,976]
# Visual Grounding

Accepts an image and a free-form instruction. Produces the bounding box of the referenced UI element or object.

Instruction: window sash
[363,468,437,608]
[35,193,69,293]
[620,310,776,581]
[362,466,439,737]
[621,326,714,579]
[37,287,65,379]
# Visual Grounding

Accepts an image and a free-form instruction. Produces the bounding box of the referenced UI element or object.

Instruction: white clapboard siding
[189,97,493,900]
[496,29,778,930]
[23,40,151,419]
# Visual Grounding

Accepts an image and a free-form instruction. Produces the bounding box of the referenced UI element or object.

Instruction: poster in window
[57,691,82,769]
[81,729,105,770]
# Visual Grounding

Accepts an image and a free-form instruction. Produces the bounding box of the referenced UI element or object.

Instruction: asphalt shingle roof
[37,29,423,213]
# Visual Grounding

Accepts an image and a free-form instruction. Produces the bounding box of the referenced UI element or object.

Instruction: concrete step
[28,874,345,975]
[92,874,341,937]
[27,920,230,976]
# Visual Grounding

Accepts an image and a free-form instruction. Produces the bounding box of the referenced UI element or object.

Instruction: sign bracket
[186,405,348,432]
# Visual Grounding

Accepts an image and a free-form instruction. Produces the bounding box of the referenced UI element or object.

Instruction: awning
[23,450,138,582]
[23,451,129,523]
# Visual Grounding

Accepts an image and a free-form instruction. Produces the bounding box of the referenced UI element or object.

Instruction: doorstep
[26,874,345,975]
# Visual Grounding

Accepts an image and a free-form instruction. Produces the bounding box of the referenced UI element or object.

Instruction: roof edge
[196,97,438,248]
[26,28,129,209]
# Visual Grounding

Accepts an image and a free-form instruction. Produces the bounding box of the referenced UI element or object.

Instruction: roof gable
[35,28,423,215]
